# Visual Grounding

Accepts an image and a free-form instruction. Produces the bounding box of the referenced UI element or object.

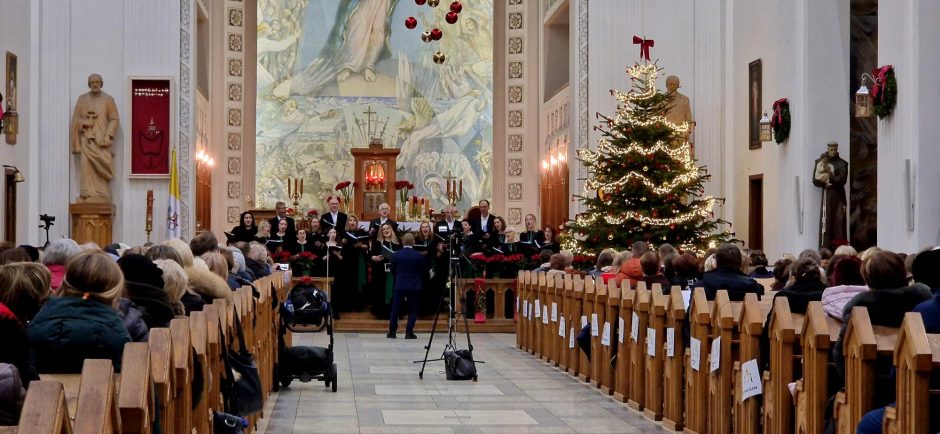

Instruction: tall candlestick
[300,178,304,195]
[458,180,462,198]
[288,178,292,197]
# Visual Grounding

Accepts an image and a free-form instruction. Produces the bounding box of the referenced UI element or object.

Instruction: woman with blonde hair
[28,250,131,372]
[0,262,51,324]
[159,238,230,314]
[154,259,187,316]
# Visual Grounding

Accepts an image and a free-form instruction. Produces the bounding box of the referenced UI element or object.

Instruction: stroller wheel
[280,377,292,388]
[331,363,338,392]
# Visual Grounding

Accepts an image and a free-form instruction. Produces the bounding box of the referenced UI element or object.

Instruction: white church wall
[30,0,194,247]
[877,0,940,252]
[0,0,37,244]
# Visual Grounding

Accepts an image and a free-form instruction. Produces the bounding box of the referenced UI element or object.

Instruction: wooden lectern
[351,141,400,222]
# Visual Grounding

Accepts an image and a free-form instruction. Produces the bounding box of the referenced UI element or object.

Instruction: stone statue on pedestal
[664,75,694,155]
[813,141,848,248]
[70,74,119,203]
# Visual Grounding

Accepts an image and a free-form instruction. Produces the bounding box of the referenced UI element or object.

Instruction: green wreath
[770,98,791,144]
[873,67,897,119]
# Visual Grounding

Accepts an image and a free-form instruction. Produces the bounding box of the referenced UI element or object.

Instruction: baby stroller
[277,281,338,392]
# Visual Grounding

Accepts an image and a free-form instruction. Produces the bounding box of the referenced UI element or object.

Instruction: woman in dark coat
[117,254,175,329]
[229,211,258,244]
[28,250,131,373]
[337,215,369,314]
[369,223,400,318]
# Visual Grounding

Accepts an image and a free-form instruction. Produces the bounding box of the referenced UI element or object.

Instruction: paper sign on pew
[569,329,575,348]
[690,337,701,371]
[551,303,558,322]
[523,301,528,318]
[682,290,691,310]
[647,328,656,357]
[535,300,541,317]
[516,296,519,314]
[618,317,625,343]
[630,312,639,342]
[581,315,588,328]
[542,306,549,324]
[591,313,599,336]
[559,316,566,337]
[709,336,721,373]
[601,322,611,346]
[666,328,675,357]
[740,359,762,400]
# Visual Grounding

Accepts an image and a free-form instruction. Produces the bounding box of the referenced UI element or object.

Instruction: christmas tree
[563,62,733,254]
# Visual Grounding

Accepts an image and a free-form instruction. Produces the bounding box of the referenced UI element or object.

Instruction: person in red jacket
[617,241,648,287]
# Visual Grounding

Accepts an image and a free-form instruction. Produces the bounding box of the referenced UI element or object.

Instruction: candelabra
[287,177,304,215]
[444,171,463,205]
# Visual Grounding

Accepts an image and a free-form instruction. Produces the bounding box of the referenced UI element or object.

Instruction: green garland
[874,67,897,119]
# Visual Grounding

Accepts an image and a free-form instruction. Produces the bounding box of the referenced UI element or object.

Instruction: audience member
[16,245,39,263]
[28,250,131,372]
[694,243,763,300]
[617,241,647,287]
[41,239,81,292]
[671,253,700,291]
[246,243,272,278]
[639,252,671,291]
[0,263,51,324]
[748,250,773,279]
[190,232,220,257]
[117,254,174,328]
[153,259,187,316]
[820,256,867,319]
[589,250,614,279]
[770,258,793,291]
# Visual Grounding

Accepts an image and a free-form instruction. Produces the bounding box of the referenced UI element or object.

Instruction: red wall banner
[130,79,171,176]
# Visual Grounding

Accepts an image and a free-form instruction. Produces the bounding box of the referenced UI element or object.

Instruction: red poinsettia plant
[290,251,319,276]
[273,251,292,264]
[306,209,319,219]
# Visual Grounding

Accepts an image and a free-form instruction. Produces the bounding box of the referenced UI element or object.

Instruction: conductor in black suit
[320,196,348,236]
[268,201,296,238]
[388,233,429,339]
[369,202,398,240]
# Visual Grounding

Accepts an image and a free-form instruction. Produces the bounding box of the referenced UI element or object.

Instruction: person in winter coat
[28,250,131,373]
[41,238,81,293]
[820,256,867,319]
[0,303,38,386]
[693,243,764,301]
[0,262,51,324]
[760,258,827,368]
[0,362,26,426]
[117,254,175,328]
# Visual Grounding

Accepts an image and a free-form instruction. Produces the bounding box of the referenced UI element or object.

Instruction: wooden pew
[613,280,635,402]
[732,293,764,434]
[516,271,526,350]
[600,278,621,395]
[16,381,73,434]
[543,273,559,366]
[883,312,939,434]
[578,277,596,383]
[762,297,801,434]
[627,282,649,409]
[523,272,536,355]
[706,290,736,434]
[833,307,900,434]
[662,287,687,431]
[643,284,667,421]
[533,272,546,357]
[148,328,174,434]
[590,279,609,390]
[568,276,586,377]
[169,318,193,434]
[793,302,840,434]
[685,288,711,434]
[189,311,211,434]
[557,275,573,372]
[74,359,121,433]
[118,343,153,433]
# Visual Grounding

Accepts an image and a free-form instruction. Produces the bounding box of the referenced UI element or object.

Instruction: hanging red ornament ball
[450,1,463,13]
[430,28,443,40]
[652,210,659,217]
[669,224,676,230]
[405,16,418,29]
[415,0,427,5]
[445,11,459,24]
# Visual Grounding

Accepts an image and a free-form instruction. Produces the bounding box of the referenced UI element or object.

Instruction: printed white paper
[569,329,575,349]
[559,316,566,337]
[619,317,625,343]
[591,313,599,336]
[647,328,657,357]
[690,337,701,371]
[740,359,763,400]
[601,322,611,346]
[535,300,541,318]
[581,315,588,328]
[666,328,676,357]
[551,303,558,322]
[709,336,721,373]
[542,306,549,324]
[682,290,692,310]
[523,301,528,318]
[630,312,640,342]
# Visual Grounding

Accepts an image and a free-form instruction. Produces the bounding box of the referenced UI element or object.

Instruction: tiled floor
[260,332,668,433]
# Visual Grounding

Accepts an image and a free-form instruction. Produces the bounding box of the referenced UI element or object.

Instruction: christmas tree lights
[563,61,734,255]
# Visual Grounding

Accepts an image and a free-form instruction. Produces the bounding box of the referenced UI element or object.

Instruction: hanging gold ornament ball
[597,188,606,200]
[607,234,614,240]
[640,197,647,202]
[428,0,440,6]
[641,222,648,227]
[642,166,649,171]
[432,51,446,64]
[421,31,432,42]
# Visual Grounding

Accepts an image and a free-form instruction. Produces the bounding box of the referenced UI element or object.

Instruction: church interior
[1,0,940,433]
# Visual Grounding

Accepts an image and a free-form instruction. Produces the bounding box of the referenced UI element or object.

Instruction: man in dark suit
[470,200,496,242]
[320,196,348,236]
[368,202,398,240]
[388,233,429,339]
[433,204,460,239]
[269,201,296,238]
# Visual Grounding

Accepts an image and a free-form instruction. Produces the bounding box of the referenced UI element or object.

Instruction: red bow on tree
[772,98,788,125]
[633,36,655,61]
[871,65,893,102]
